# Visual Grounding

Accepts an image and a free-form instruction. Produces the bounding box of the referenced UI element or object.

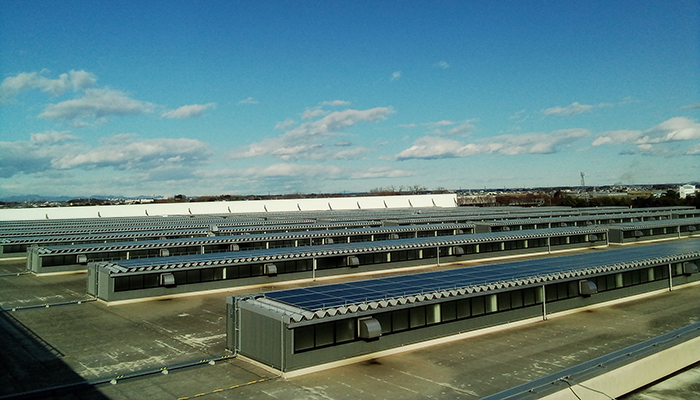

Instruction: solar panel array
[264,238,700,311]
[35,223,474,254]
[100,226,607,273]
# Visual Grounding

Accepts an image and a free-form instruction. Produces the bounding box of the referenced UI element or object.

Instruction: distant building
[679,184,697,199]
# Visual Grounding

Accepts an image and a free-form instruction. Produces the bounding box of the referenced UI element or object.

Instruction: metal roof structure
[251,238,700,322]
[607,217,700,231]
[32,223,474,255]
[96,226,607,275]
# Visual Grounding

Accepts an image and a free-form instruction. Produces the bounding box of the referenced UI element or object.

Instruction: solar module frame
[263,239,700,311]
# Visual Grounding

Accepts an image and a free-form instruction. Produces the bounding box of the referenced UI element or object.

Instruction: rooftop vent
[160,273,175,287]
[358,318,381,341]
[264,263,278,276]
[76,254,88,264]
[160,249,170,257]
[453,246,466,256]
[345,256,360,268]
[579,280,598,297]
[683,262,698,276]
[634,230,644,238]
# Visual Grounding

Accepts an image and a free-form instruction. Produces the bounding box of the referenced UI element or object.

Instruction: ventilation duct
[323,238,334,245]
[683,262,698,276]
[452,246,465,256]
[76,254,88,264]
[229,244,240,251]
[208,225,220,236]
[160,273,175,287]
[588,235,599,242]
[579,280,598,297]
[160,249,170,257]
[634,230,644,238]
[345,256,360,268]
[389,233,400,240]
[358,318,381,341]
[264,263,278,276]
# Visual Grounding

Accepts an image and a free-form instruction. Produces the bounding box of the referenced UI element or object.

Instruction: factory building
[227,239,700,375]
[28,223,474,274]
[87,227,607,303]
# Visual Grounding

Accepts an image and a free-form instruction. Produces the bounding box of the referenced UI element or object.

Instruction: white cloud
[238,97,259,105]
[230,106,393,162]
[53,136,210,169]
[349,166,413,179]
[509,109,527,120]
[592,130,643,146]
[430,121,475,137]
[395,129,589,160]
[593,117,700,146]
[403,119,475,137]
[38,88,155,121]
[686,144,700,155]
[196,163,412,182]
[320,100,351,107]
[162,103,216,119]
[636,117,700,143]
[682,103,700,110]
[0,131,81,177]
[302,109,327,120]
[434,61,450,69]
[285,107,395,138]
[391,71,402,81]
[0,69,97,102]
[30,130,79,145]
[543,102,593,116]
[244,163,343,179]
[275,119,296,130]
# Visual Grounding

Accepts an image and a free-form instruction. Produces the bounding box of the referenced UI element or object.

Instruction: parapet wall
[0,193,457,221]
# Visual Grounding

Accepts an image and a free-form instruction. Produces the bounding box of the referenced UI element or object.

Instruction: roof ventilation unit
[501,226,511,231]
[688,226,697,232]
[323,238,334,245]
[264,263,278,276]
[683,262,698,276]
[160,273,176,287]
[634,230,644,238]
[579,280,598,297]
[588,234,599,242]
[229,244,240,252]
[452,246,465,256]
[160,249,170,257]
[208,225,220,236]
[389,233,400,240]
[345,256,360,268]
[76,254,88,264]
[358,318,381,341]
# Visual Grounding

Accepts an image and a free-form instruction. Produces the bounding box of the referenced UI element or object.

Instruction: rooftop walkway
[1,246,699,399]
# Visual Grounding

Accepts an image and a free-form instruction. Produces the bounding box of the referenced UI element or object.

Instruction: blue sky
[1,1,699,198]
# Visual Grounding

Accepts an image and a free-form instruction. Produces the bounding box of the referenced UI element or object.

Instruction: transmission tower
[580,172,586,189]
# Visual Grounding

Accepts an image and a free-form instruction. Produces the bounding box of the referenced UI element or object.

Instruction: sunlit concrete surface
[621,363,700,400]
[2,247,700,400]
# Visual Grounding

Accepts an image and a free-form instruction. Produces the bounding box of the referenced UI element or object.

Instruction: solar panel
[265,239,700,311]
